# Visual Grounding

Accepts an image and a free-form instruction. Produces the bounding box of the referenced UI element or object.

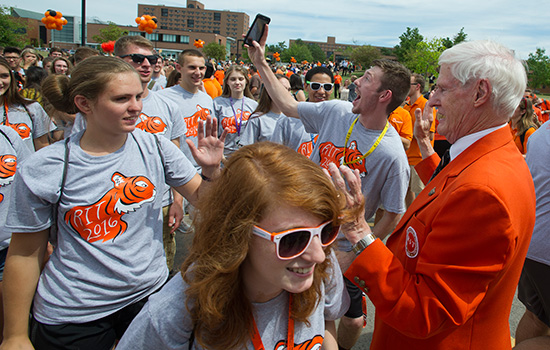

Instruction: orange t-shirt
[510,124,536,154]
[388,107,413,141]
[404,95,436,166]
[334,75,342,85]
[203,77,222,99]
[214,70,225,85]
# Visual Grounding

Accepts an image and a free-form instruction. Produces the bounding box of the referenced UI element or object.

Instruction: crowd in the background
[0,36,548,350]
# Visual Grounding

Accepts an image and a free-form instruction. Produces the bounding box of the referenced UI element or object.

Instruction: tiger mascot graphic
[220,109,252,134]
[0,154,17,203]
[65,172,156,243]
[135,113,167,135]
[274,335,324,350]
[297,135,318,158]
[4,119,30,140]
[318,140,367,174]
[185,105,211,137]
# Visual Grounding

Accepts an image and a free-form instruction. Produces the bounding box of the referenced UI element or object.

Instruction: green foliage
[380,47,394,56]
[442,27,468,49]
[0,6,29,47]
[404,37,446,76]
[350,45,381,69]
[92,22,128,43]
[203,42,226,62]
[393,27,423,62]
[527,48,550,89]
[307,43,326,62]
[281,41,313,63]
[266,41,287,54]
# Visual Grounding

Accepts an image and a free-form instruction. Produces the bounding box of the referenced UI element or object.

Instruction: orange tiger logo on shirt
[0,154,17,203]
[65,172,156,243]
[274,335,324,350]
[220,110,252,134]
[4,120,31,140]
[318,140,367,174]
[185,105,211,137]
[135,113,167,135]
[297,135,318,158]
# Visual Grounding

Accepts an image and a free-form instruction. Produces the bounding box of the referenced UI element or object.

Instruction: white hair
[439,40,527,118]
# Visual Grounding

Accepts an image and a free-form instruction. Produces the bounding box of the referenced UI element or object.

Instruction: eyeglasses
[252,220,339,260]
[307,81,334,91]
[120,54,159,65]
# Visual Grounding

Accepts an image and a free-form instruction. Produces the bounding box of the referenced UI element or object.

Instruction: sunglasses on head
[252,220,339,260]
[120,54,159,65]
[307,81,334,92]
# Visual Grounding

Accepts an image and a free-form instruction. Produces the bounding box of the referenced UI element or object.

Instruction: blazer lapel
[392,127,514,234]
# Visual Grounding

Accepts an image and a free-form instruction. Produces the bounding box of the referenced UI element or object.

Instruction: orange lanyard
[250,294,294,350]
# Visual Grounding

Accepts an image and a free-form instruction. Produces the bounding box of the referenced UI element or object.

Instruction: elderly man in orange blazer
[331,40,536,349]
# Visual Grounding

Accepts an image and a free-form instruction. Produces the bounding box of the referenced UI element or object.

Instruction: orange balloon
[41,17,47,24]
[135,17,141,24]
[55,11,62,18]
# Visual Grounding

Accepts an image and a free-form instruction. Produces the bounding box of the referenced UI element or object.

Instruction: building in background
[10,0,246,60]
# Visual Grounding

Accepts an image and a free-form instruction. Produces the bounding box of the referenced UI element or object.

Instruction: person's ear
[74,95,92,114]
[473,78,491,107]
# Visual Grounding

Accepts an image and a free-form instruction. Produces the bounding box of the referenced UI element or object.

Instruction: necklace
[343,117,389,166]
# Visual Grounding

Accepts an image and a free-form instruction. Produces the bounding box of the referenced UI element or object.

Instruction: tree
[92,22,128,43]
[203,42,226,62]
[0,6,29,47]
[527,48,550,89]
[266,41,287,54]
[442,27,468,49]
[350,45,381,69]
[404,37,445,77]
[281,42,313,63]
[307,43,326,62]
[393,27,423,63]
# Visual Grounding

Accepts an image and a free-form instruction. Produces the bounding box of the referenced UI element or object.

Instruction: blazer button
[354,276,360,284]
[359,280,366,288]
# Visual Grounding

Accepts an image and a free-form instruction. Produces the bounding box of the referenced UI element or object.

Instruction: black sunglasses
[120,54,159,65]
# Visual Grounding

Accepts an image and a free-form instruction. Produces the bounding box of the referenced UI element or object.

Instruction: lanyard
[229,97,245,136]
[250,294,294,350]
[343,117,389,166]
[310,133,316,149]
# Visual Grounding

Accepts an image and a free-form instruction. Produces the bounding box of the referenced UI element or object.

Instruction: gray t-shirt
[0,126,32,248]
[6,129,197,324]
[150,74,167,91]
[525,122,550,266]
[271,117,318,158]
[117,251,349,350]
[70,91,188,207]
[298,100,409,219]
[239,111,284,147]
[157,85,214,171]
[2,102,55,153]
[213,96,258,157]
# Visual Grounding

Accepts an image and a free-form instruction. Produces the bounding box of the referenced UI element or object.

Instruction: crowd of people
[0,25,548,350]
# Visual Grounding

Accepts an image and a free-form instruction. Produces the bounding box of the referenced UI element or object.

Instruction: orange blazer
[345,127,535,349]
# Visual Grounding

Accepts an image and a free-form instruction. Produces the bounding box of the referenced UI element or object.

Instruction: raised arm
[246,25,300,119]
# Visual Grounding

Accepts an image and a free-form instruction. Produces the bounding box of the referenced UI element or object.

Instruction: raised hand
[187,115,228,177]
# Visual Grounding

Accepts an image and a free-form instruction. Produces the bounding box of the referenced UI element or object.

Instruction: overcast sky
[5,0,549,59]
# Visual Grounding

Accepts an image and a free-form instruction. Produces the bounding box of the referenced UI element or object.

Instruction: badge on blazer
[405,226,419,258]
